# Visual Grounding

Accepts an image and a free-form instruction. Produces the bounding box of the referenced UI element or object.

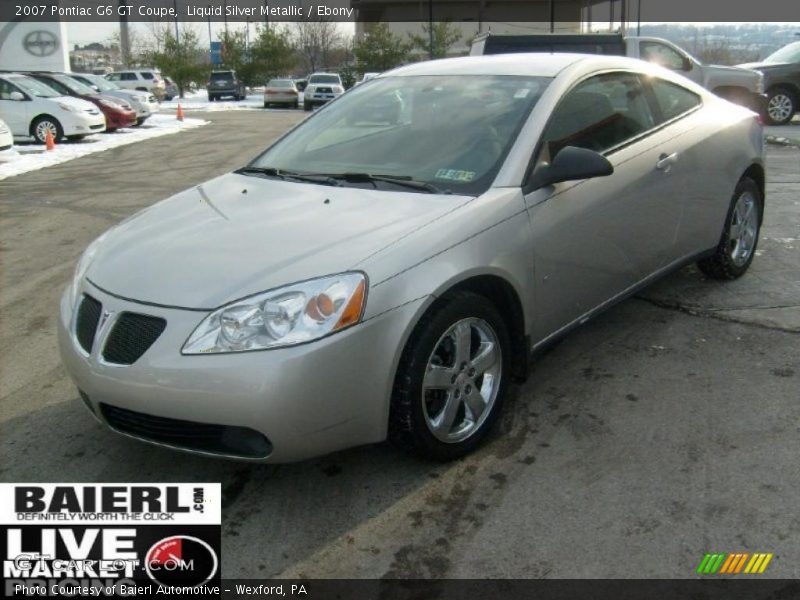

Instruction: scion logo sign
[23,30,59,57]
[145,535,218,586]
[0,484,221,597]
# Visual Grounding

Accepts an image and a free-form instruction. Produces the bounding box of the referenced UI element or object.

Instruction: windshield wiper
[328,173,449,194]
[234,166,342,187]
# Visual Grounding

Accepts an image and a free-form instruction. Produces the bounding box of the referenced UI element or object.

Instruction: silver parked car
[59,54,764,462]
[71,73,160,126]
[263,78,300,109]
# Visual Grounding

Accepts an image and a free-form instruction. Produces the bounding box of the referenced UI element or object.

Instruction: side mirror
[9,91,26,101]
[528,146,614,189]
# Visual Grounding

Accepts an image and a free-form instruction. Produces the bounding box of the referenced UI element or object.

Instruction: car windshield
[309,75,340,84]
[11,75,61,98]
[53,74,96,95]
[84,75,117,92]
[764,42,800,64]
[268,79,293,88]
[249,74,551,195]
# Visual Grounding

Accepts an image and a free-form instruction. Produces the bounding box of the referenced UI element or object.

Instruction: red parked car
[26,72,137,131]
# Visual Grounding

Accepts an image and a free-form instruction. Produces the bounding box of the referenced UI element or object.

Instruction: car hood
[54,95,97,111]
[86,173,472,309]
[737,61,788,70]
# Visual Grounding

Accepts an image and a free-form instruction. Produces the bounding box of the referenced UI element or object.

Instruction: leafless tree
[292,20,342,73]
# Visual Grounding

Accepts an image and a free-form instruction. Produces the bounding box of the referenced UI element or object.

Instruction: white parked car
[71,73,159,126]
[303,73,344,111]
[0,73,106,143]
[0,117,13,152]
[106,69,166,101]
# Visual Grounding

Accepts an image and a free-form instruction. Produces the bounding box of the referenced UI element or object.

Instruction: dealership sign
[0,484,221,597]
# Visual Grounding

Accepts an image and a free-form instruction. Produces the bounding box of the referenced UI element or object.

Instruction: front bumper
[106,109,138,129]
[58,280,424,462]
[62,112,106,136]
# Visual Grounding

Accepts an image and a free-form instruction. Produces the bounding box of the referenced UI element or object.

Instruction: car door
[0,78,29,136]
[524,70,685,343]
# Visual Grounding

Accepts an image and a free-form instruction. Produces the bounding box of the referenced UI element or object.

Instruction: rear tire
[31,116,63,144]
[388,291,511,461]
[697,177,762,280]
[765,87,796,125]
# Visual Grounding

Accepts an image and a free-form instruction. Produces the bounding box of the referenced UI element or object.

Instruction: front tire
[766,87,796,125]
[697,177,762,280]
[31,116,63,144]
[389,291,511,461]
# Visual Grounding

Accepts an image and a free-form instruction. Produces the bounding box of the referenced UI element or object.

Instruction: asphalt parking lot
[1,111,798,578]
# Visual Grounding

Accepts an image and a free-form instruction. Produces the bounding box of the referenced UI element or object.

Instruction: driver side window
[640,42,687,71]
[0,79,23,100]
[540,71,656,161]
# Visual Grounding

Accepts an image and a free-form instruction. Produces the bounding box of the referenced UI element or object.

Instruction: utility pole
[173,0,180,41]
[428,0,433,59]
[118,0,130,68]
[207,5,212,45]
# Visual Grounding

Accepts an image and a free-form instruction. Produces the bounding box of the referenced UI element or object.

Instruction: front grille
[75,295,102,353]
[100,403,273,458]
[317,87,333,93]
[102,312,166,365]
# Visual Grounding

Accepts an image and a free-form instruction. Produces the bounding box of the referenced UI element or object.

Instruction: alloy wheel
[767,93,793,123]
[422,318,502,443]
[729,191,758,266]
[35,120,57,143]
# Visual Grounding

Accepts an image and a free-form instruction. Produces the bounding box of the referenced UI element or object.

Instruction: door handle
[656,152,678,171]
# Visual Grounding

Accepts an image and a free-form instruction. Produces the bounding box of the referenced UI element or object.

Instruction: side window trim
[643,76,703,127]
[524,69,661,190]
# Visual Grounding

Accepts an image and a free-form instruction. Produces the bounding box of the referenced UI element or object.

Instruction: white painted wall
[0,20,70,71]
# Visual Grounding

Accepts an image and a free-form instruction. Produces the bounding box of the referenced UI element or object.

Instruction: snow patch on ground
[161,89,303,112]
[0,114,208,181]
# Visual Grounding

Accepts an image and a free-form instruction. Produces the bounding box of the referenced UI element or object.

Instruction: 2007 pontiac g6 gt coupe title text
[59,54,764,462]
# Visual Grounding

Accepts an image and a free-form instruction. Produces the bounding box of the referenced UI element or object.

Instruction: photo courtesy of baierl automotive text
[0,0,799,597]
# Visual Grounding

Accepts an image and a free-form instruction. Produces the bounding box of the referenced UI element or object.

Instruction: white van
[0,73,106,143]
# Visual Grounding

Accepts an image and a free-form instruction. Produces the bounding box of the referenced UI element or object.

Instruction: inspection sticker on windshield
[435,169,476,182]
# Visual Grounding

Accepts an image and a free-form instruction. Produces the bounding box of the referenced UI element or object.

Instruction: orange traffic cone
[176,104,185,122]
[45,128,56,151]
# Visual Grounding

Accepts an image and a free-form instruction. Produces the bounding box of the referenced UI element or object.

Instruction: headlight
[57,102,80,113]
[182,273,367,354]
[70,235,106,305]
[333,86,344,93]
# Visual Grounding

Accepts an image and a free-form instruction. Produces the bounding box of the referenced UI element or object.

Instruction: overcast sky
[66,21,354,47]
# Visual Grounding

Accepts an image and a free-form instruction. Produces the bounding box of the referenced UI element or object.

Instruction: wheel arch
[766,82,799,99]
[440,275,529,382]
[742,162,766,219]
[29,114,61,138]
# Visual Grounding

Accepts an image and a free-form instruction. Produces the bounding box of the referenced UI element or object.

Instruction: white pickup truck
[471,33,767,115]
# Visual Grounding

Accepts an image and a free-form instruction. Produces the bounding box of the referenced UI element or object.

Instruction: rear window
[267,79,294,88]
[309,75,340,84]
[650,79,702,122]
[210,72,234,81]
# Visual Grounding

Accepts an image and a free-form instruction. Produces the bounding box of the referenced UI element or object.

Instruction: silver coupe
[59,54,765,462]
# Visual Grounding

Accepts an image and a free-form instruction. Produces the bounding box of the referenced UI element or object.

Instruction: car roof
[384,53,650,78]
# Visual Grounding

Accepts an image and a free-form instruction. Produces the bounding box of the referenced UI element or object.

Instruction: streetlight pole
[428,0,433,59]
[173,0,180,42]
